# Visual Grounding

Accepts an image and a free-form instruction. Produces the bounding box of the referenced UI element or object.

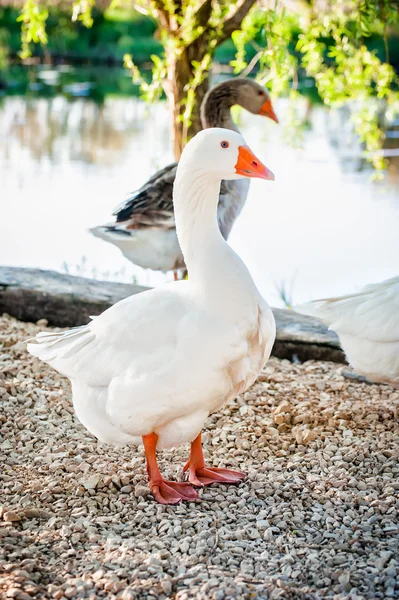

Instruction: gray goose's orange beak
[259,98,278,123]
[235,146,275,181]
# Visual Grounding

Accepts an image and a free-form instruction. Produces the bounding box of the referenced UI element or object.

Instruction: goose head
[234,79,278,123]
[178,128,275,183]
[201,78,278,129]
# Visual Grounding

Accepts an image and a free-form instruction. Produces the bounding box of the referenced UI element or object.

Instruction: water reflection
[3,96,154,164]
[1,86,398,307]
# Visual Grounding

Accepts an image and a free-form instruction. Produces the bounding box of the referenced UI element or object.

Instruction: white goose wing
[295,277,399,343]
[27,282,190,387]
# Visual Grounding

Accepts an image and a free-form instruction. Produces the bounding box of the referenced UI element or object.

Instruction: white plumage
[28,128,276,504]
[90,225,182,273]
[295,277,399,387]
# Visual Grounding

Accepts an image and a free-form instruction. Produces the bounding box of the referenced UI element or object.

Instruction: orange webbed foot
[183,462,245,487]
[193,467,245,486]
[150,479,199,504]
[183,432,246,487]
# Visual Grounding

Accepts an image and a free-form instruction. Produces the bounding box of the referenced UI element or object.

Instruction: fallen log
[0,266,345,364]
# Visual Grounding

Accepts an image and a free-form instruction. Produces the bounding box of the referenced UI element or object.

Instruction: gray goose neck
[200,81,241,133]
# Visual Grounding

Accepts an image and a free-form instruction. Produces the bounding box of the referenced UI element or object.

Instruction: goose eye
[220,141,229,148]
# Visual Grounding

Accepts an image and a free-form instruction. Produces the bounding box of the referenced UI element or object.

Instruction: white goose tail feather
[294,299,335,325]
[27,325,95,366]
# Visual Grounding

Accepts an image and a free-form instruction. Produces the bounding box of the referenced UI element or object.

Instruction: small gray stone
[135,485,148,498]
[82,474,101,490]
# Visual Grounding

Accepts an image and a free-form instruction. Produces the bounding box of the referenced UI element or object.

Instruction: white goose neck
[173,163,259,317]
[173,169,224,280]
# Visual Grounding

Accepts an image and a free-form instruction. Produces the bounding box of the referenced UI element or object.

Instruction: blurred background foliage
[0,1,254,65]
[0,0,399,169]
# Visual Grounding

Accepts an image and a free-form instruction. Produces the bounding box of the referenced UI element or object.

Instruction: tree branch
[194,0,213,27]
[188,0,256,52]
[239,49,262,77]
[178,0,213,48]
[219,0,257,43]
[150,0,171,30]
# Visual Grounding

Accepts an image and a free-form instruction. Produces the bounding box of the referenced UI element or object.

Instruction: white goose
[28,128,276,505]
[296,277,399,387]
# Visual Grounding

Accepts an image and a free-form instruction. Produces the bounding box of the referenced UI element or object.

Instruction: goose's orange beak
[259,98,278,123]
[235,146,275,181]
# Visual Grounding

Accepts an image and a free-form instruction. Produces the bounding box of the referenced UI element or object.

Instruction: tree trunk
[165,45,210,160]
[160,0,258,160]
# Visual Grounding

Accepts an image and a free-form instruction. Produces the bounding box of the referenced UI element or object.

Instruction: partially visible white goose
[295,277,399,387]
[28,128,276,505]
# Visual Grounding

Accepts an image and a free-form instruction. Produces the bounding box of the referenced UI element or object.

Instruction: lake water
[1,69,398,307]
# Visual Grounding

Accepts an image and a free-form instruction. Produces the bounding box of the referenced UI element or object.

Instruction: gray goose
[90,78,278,278]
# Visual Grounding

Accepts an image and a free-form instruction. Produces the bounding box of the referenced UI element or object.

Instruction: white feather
[90,225,183,272]
[295,277,399,385]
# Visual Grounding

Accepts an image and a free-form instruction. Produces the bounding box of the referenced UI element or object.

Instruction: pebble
[134,485,148,498]
[1,314,398,600]
[160,579,172,595]
[3,511,22,522]
[82,475,101,490]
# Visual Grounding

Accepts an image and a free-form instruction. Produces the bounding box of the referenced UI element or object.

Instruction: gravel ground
[1,314,398,600]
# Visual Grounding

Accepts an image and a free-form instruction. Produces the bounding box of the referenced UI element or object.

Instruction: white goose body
[28,129,276,503]
[54,267,273,450]
[296,277,399,387]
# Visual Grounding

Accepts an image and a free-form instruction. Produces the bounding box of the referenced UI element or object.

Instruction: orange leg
[183,432,246,487]
[142,433,198,504]
[173,269,188,281]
